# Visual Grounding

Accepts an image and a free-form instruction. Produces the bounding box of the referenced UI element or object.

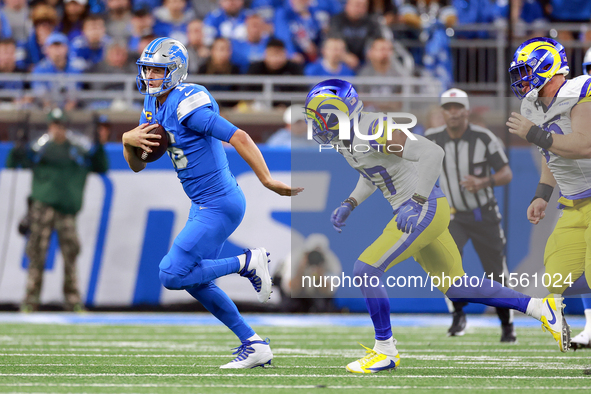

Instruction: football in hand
[135,124,169,163]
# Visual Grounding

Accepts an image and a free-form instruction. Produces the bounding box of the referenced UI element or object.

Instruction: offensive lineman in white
[507,37,591,349]
[305,79,571,374]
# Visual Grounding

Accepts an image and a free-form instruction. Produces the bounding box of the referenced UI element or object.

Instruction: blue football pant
[158,188,254,341]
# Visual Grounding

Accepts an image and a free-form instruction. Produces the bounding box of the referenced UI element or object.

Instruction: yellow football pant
[544,197,591,293]
[358,197,465,293]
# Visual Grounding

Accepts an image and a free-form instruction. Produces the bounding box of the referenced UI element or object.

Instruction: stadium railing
[0,74,442,111]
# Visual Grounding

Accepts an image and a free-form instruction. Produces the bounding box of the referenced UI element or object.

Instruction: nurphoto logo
[305,109,418,153]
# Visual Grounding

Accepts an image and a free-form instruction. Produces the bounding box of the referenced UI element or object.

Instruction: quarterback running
[122,37,302,369]
[306,79,571,374]
[507,37,591,349]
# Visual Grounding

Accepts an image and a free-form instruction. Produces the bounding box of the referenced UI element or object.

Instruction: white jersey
[335,113,420,210]
[521,75,591,198]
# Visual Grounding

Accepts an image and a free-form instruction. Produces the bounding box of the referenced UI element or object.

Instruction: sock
[186,282,254,341]
[237,254,247,271]
[374,336,398,357]
[353,260,393,340]
[562,274,591,296]
[525,298,542,320]
[246,333,262,343]
[445,278,530,314]
[585,309,591,332]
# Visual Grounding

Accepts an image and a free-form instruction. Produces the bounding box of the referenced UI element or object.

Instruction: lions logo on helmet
[508,37,569,101]
[305,79,363,144]
[136,37,189,97]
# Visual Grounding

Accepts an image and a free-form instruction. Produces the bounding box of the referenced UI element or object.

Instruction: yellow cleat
[346,343,400,373]
[540,294,571,352]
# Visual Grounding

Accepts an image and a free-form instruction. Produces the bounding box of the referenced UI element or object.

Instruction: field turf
[0,313,590,393]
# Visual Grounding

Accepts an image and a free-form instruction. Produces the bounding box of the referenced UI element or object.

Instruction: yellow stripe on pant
[358,197,464,293]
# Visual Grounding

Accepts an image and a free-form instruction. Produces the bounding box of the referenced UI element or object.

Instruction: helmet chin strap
[525,88,539,102]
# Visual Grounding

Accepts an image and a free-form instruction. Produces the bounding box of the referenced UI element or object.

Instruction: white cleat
[239,248,272,303]
[571,330,591,351]
[219,339,273,369]
[346,343,400,374]
[540,294,571,352]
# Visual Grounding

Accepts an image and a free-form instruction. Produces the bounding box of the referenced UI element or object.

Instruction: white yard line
[1,373,590,379]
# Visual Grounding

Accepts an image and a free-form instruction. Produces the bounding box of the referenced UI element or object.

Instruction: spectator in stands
[198,36,239,75]
[253,0,341,30]
[106,0,132,41]
[132,0,162,12]
[358,38,406,95]
[153,0,195,44]
[198,37,240,103]
[0,38,28,107]
[247,38,303,77]
[128,9,154,55]
[328,0,382,69]
[274,0,322,64]
[203,0,248,46]
[22,3,58,70]
[231,13,270,73]
[31,32,82,111]
[539,0,591,41]
[2,0,30,43]
[247,38,303,106]
[399,0,457,29]
[0,8,12,40]
[88,41,135,108]
[59,0,88,41]
[304,37,355,77]
[190,0,218,20]
[266,105,316,148]
[70,15,110,71]
[186,19,209,74]
[368,0,397,27]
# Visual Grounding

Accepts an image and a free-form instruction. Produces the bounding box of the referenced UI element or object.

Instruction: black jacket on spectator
[328,14,382,64]
[247,60,304,106]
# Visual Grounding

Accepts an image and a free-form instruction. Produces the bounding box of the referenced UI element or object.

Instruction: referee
[425,89,515,342]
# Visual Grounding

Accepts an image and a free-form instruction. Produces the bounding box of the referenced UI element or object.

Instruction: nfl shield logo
[474,166,483,176]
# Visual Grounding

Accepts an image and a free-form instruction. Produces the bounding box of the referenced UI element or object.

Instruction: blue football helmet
[304,79,363,144]
[583,47,591,76]
[136,37,188,97]
[509,37,569,100]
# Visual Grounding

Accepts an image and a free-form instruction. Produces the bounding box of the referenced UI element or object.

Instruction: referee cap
[440,88,470,110]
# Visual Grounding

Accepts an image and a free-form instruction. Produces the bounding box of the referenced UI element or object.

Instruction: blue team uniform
[140,83,254,340]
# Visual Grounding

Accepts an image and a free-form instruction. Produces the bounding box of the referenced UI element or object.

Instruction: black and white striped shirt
[425,124,508,212]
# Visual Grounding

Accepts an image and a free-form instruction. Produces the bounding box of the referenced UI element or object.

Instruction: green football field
[0,314,590,394]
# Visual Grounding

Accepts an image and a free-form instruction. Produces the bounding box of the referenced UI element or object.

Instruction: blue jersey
[140,83,240,203]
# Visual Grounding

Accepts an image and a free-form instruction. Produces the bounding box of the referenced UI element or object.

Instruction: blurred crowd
[0,0,590,110]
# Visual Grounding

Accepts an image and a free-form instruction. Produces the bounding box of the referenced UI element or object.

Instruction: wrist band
[344,197,358,210]
[526,125,553,149]
[489,176,496,188]
[411,193,427,205]
[530,183,554,204]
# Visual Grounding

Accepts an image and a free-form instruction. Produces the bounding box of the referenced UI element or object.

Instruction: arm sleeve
[486,134,509,172]
[401,134,444,198]
[350,174,378,205]
[181,105,239,142]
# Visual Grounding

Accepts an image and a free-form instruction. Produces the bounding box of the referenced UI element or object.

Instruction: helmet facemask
[137,64,174,97]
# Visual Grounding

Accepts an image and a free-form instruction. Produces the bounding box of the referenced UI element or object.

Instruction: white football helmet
[136,37,189,97]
